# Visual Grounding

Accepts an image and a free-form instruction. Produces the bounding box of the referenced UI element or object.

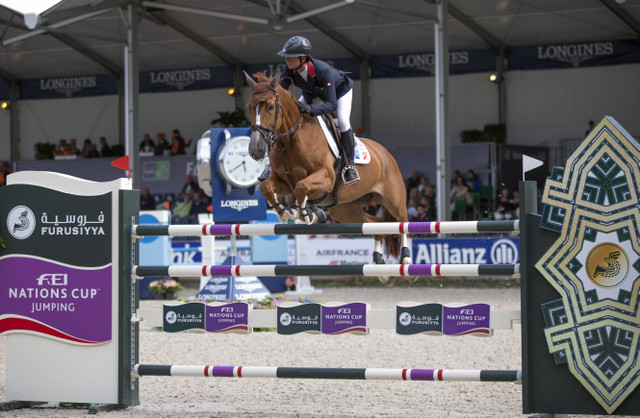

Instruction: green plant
[34,142,55,160]
[460,129,484,143]
[459,124,506,144]
[148,279,185,296]
[483,123,506,143]
[211,107,250,127]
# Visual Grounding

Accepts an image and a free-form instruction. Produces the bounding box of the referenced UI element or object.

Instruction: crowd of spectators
[141,172,210,224]
[140,129,193,157]
[35,128,193,160]
[402,168,520,221]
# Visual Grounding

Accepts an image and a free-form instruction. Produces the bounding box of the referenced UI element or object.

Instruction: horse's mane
[246,71,296,109]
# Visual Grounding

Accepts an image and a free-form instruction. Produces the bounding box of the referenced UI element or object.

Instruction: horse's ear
[243,70,257,89]
[269,67,282,90]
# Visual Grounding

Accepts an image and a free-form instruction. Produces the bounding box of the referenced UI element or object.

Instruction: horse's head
[244,69,282,161]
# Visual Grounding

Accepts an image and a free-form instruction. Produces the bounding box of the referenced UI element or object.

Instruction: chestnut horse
[244,70,412,285]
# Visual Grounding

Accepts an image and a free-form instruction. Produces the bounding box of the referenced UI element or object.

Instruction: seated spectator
[53,139,69,157]
[87,143,100,158]
[140,187,156,211]
[187,193,208,224]
[171,129,192,155]
[154,132,170,156]
[494,188,518,220]
[417,176,432,196]
[139,133,155,154]
[68,138,80,156]
[405,169,421,194]
[418,195,435,221]
[99,136,112,157]
[406,197,418,219]
[422,185,436,212]
[466,170,482,193]
[181,173,202,199]
[172,194,192,224]
[81,138,93,158]
[410,204,430,222]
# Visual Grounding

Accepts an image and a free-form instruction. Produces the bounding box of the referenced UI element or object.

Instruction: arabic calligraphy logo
[279,312,292,326]
[165,310,177,325]
[398,312,412,326]
[7,205,36,240]
[586,242,629,288]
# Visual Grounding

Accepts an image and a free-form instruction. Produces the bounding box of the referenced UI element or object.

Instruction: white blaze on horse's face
[249,104,267,161]
[254,105,261,126]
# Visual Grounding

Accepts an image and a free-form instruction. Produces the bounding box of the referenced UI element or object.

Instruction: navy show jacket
[280,58,354,116]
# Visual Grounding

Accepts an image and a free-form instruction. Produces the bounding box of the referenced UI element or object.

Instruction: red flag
[163,201,170,210]
[111,155,130,179]
[206,205,213,212]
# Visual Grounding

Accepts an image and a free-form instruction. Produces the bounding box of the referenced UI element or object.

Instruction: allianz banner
[508,39,640,70]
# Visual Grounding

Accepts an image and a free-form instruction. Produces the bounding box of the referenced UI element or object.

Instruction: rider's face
[285,56,305,71]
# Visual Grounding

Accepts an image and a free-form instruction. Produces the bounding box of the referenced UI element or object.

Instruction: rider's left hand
[296,101,314,115]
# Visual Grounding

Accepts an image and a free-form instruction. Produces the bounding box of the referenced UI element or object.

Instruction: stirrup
[341,165,360,185]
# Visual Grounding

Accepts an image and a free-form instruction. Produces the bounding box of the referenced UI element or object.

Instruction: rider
[277,35,360,186]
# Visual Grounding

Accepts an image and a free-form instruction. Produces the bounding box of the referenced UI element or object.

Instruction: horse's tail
[382,207,401,259]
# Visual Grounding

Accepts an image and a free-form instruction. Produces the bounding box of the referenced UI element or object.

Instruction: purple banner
[321,302,368,334]
[442,303,490,336]
[0,256,112,343]
[205,302,249,333]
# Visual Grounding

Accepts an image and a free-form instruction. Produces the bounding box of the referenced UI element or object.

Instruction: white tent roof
[0,0,639,81]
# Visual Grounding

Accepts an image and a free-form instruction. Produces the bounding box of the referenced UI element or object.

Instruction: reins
[250,88,303,155]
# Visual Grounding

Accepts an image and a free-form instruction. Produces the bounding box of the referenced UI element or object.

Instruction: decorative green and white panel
[537,116,640,414]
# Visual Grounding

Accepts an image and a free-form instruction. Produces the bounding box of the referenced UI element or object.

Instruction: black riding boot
[340,129,360,185]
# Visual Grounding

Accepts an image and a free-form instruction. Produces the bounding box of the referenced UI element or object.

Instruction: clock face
[217,136,268,188]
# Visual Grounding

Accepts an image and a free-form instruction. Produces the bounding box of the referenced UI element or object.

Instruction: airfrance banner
[20,74,118,99]
[371,49,495,78]
[139,66,234,93]
[508,39,640,70]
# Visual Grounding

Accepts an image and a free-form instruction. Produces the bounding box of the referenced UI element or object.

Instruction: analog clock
[217,135,268,194]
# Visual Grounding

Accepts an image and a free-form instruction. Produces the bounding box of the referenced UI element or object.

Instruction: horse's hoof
[372,252,385,265]
[406,276,419,284]
[378,276,396,287]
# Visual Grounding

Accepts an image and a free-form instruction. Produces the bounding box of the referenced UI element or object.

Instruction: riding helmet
[277,36,312,58]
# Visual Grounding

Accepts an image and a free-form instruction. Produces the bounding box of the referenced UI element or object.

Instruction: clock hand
[229,161,246,173]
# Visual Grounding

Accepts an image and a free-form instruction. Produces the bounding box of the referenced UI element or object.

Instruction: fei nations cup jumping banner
[0,172,138,406]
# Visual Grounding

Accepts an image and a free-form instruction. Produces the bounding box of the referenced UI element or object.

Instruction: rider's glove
[296,101,314,116]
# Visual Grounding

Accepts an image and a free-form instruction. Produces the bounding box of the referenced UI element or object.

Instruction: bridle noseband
[250,88,302,154]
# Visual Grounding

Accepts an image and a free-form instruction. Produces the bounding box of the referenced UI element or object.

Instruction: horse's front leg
[260,176,299,222]
[293,169,333,225]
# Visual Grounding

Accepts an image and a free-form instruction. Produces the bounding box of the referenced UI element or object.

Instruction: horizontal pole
[134,364,521,382]
[132,263,519,278]
[132,220,519,237]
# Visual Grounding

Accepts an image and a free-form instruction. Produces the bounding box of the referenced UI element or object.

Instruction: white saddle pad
[317,116,371,165]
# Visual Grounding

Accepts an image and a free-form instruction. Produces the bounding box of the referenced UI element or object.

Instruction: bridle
[250,88,303,154]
